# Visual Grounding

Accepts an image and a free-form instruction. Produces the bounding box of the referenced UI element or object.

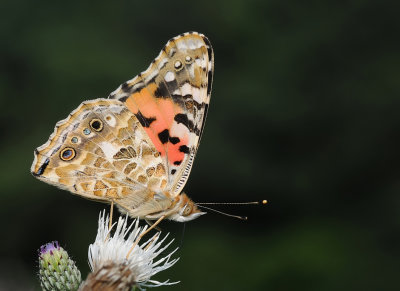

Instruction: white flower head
[86,211,179,290]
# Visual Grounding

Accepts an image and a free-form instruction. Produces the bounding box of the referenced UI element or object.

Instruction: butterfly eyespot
[83,128,91,135]
[71,137,79,143]
[174,60,183,71]
[60,147,76,161]
[183,204,192,216]
[185,56,193,63]
[90,119,103,132]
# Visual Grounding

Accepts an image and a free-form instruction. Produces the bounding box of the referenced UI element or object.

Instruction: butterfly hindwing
[109,32,214,196]
[31,99,169,207]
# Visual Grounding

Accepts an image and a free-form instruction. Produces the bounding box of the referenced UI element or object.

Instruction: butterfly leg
[145,219,162,231]
[109,200,114,230]
[105,200,115,241]
[126,215,166,259]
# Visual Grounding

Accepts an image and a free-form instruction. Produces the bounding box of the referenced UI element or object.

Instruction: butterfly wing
[109,32,214,196]
[31,32,213,220]
[31,98,170,212]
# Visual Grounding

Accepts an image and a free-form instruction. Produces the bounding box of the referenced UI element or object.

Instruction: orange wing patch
[125,83,189,166]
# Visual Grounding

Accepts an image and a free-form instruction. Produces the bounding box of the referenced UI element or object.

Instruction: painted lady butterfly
[31,32,213,222]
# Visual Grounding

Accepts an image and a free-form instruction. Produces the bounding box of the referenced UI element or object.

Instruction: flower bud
[38,241,81,291]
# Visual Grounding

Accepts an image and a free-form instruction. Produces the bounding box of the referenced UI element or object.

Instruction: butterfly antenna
[196,200,268,206]
[196,204,248,220]
[195,200,268,221]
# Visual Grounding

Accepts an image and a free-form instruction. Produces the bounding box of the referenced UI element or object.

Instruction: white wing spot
[99,142,119,160]
[164,71,175,82]
[158,57,168,69]
[195,58,206,69]
[104,114,116,127]
[174,83,203,103]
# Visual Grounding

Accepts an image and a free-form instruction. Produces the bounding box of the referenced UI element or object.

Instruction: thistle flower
[38,241,82,291]
[79,211,179,290]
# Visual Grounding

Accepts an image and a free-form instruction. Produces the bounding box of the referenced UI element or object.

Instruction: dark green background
[1,0,399,290]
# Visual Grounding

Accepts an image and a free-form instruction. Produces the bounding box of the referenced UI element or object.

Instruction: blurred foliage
[0,0,399,290]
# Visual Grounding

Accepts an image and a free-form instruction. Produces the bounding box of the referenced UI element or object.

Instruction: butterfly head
[169,193,205,222]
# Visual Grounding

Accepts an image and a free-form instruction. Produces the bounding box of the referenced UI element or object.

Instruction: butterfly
[31,32,213,222]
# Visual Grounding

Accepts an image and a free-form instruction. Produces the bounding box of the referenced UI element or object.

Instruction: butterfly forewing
[108,32,214,196]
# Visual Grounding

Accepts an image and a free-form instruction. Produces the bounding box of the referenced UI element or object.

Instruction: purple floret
[39,241,60,256]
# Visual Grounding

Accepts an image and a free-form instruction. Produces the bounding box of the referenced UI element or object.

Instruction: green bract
[38,241,82,291]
